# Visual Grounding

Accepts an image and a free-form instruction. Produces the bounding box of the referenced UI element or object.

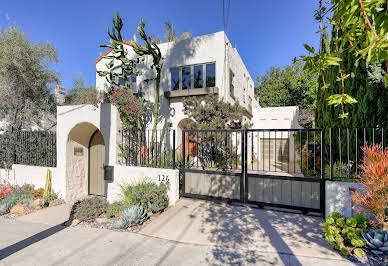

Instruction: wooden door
[89,131,105,196]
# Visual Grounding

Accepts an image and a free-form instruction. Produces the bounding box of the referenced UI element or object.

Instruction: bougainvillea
[0,184,13,199]
[110,87,150,131]
[351,144,388,228]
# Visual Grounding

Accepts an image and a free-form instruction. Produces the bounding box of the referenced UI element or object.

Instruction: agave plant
[362,229,388,258]
[111,205,148,230]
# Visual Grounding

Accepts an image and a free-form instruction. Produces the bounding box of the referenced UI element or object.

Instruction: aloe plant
[111,205,148,230]
[362,229,388,258]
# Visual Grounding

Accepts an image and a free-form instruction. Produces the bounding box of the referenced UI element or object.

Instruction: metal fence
[0,131,56,168]
[119,129,176,169]
[325,127,386,180]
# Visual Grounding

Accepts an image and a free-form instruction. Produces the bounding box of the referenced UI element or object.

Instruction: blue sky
[1,0,320,90]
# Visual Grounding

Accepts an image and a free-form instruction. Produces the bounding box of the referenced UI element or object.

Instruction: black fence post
[182,130,186,195]
[172,130,176,169]
[320,129,326,215]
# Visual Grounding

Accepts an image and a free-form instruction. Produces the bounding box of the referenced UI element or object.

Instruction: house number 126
[158,175,169,182]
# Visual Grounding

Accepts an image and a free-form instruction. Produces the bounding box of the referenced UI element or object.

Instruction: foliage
[255,61,318,127]
[0,25,59,132]
[106,201,126,218]
[151,21,192,44]
[72,197,108,222]
[111,205,148,229]
[325,161,356,180]
[323,212,368,257]
[111,88,150,131]
[97,13,149,132]
[351,144,388,227]
[362,229,388,258]
[315,37,387,128]
[120,180,168,213]
[0,189,34,215]
[131,18,163,144]
[0,131,56,169]
[300,0,387,118]
[182,94,251,130]
[0,184,13,199]
[301,146,321,176]
[29,188,44,198]
[65,74,98,105]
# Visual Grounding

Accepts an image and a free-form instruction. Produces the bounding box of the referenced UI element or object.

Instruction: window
[170,68,180,90]
[170,62,215,91]
[112,67,136,90]
[182,67,191,90]
[193,65,203,88]
[206,63,216,87]
[229,70,235,98]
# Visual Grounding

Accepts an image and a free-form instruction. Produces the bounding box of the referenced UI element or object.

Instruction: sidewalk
[0,218,355,265]
[15,203,72,225]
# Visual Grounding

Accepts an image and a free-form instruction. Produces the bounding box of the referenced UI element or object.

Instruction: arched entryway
[88,130,105,196]
[66,122,106,201]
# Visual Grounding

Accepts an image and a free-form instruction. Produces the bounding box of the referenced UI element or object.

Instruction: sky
[0,0,320,91]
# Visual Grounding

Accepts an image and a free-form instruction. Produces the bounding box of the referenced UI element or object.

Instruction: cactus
[362,229,388,258]
[43,169,52,203]
[111,205,148,229]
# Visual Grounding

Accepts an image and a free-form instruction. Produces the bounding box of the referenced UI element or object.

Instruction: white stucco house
[0,31,301,205]
[94,31,300,134]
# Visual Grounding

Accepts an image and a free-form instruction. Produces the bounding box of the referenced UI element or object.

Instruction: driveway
[140,198,344,262]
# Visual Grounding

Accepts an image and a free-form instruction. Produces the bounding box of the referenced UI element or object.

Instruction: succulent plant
[362,229,388,258]
[323,212,368,257]
[112,205,148,230]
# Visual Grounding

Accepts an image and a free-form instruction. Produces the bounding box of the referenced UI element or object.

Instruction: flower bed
[68,179,169,232]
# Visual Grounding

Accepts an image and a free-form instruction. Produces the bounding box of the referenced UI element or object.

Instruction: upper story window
[170,62,215,91]
[193,65,203,88]
[206,63,216,87]
[182,67,191,90]
[112,67,136,91]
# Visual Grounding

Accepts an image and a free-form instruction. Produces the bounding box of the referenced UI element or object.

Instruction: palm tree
[151,21,192,44]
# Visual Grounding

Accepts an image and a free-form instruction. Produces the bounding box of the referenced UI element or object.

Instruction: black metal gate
[180,129,325,214]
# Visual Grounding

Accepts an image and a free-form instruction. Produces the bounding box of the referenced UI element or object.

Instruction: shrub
[325,161,356,180]
[351,144,388,228]
[44,191,58,203]
[0,184,13,199]
[121,180,168,213]
[0,189,34,215]
[106,201,126,218]
[111,205,148,229]
[323,212,368,257]
[72,197,108,222]
[29,188,44,198]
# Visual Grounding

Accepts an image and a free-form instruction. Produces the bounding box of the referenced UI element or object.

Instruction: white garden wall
[325,180,364,218]
[107,166,179,206]
[0,164,61,195]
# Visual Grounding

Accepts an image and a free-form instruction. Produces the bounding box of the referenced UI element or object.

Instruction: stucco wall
[325,180,364,218]
[57,103,119,200]
[95,31,260,132]
[107,166,179,206]
[0,164,58,193]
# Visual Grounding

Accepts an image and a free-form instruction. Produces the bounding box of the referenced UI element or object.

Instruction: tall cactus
[43,169,52,202]
[131,19,163,146]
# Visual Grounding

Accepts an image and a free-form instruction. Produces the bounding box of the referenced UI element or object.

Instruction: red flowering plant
[351,144,388,228]
[0,184,13,199]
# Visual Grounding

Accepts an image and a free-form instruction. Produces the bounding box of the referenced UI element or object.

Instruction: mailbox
[104,166,114,181]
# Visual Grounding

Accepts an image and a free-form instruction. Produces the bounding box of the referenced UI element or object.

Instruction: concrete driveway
[140,198,344,262]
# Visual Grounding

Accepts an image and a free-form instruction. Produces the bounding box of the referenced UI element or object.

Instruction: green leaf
[303,44,315,53]
[342,94,358,105]
[326,94,343,107]
[353,248,365,258]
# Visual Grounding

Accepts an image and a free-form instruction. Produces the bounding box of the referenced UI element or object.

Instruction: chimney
[55,85,66,105]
